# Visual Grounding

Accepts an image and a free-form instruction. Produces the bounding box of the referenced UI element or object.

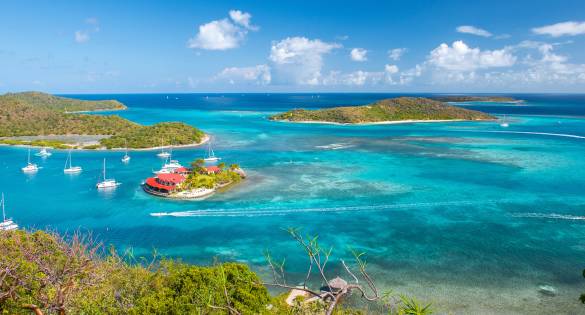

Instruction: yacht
[21,149,39,173]
[154,158,183,174]
[203,140,221,163]
[64,150,82,174]
[121,139,131,163]
[0,193,18,231]
[96,159,121,189]
[35,147,52,157]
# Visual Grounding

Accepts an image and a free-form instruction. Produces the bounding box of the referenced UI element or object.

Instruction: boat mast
[1,193,5,221]
[103,158,106,180]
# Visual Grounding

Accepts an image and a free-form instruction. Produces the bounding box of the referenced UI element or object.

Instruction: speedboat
[22,149,39,173]
[0,193,18,231]
[64,150,82,174]
[35,147,52,157]
[96,159,121,189]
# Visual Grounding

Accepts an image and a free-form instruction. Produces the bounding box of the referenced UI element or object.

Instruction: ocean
[1,93,585,314]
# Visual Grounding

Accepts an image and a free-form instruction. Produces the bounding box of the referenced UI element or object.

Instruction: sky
[1,0,585,93]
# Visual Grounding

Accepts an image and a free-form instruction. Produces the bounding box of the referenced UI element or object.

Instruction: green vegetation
[430,95,518,103]
[0,139,70,149]
[269,97,496,124]
[0,91,205,149]
[182,160,243,189]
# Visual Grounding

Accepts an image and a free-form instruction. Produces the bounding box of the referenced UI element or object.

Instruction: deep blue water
[2,93,585,314]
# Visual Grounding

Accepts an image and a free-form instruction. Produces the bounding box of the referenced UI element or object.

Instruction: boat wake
[150,199,510,218]
[455,130,585,139]
[315,143,355,150]
[511,212,585,221]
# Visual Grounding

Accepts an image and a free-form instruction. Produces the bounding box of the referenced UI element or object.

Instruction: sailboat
[500,115,510,128]
[0,193,18,231]
[203,140,221,163]
[21,149,39,173]
[121,139,131,163]
[64,150,82,174]
[35,147,52,157]
[96,158,121,189]
[157,139,171,158]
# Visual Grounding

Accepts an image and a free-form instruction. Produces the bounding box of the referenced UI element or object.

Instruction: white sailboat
[35,147,52,157]
[121,139,131,163]
[21,149,39,173]
[500,115,509,128]
[0,193,18,231]
[64,150,82,174]
[157,139,171,158]
[203,140,221,163]
[96,158,121,189]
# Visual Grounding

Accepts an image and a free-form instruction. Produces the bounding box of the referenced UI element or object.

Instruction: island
[143,159,246,200]
[0,91,206,150]
[431,95,521,103]
[269,97,496,124]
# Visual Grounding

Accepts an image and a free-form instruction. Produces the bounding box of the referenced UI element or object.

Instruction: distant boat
[35,147,52,157]
[203,140,221,163]
[0,193,18,231]
[21,149,39,173]
[121,139,131,163]
[500,115,509,128]
[64,150,82,174]
[96,158,121,189]
[157,139,171,158]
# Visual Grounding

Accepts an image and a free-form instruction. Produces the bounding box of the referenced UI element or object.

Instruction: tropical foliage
[182,160,243,189]
[269,97,495,124]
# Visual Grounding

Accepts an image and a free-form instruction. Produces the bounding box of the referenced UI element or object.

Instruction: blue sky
[1,0,585,93]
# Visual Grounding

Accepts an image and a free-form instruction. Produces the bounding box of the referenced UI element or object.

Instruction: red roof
[157,173,185,183]
[205,166,221,173]
[174,167,190,173]
[145,177,174,191]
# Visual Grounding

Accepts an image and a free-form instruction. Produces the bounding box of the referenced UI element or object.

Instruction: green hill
[0,92,204,149]
[431,95,518,103]
[269,97,496,124]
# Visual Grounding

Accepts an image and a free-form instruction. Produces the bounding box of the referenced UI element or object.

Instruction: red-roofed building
[204,166,221,174]
[143,173,186,196]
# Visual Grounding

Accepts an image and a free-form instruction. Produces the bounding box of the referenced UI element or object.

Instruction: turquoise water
[2,94,585,314]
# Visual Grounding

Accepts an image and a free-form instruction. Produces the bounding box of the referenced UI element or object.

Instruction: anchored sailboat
[35,147,52,157]
[500,115,510,128]
[0,193,18,231]
[121,139,131,163]
[21,149,39,173]
[64,150,82,174]
[96,158,121,189]
[157,139,171,158]
[203,140,221,163]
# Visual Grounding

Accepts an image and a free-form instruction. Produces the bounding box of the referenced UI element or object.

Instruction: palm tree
[229,163,239,170]
[218,162,226,170]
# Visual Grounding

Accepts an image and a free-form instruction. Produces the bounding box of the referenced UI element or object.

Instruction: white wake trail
[454,130,585,139]
[511,213,585,221]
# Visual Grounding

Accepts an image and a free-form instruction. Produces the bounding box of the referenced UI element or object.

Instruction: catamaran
[500,115,509,128]
[0,193,18,231]
[64,150,82,174]
[35,147,52,157]
[157,139,171,158]
[96,158,121,189]
[21,149,39,173]
[203,140,221,163]
[121,139,131,163]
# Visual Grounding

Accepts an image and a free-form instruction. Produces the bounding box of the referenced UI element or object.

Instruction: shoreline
[0,134,210,151]
[272,118,496,126]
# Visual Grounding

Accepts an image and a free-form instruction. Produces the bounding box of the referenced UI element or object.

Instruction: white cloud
[428,40,516,71]
[388,48,407,61]
[214,64,271,85]
[74,30,90,43]
[229,10,258,30]
[532,21,585,37]
[385,64,399,74]
[188,10,257,50]
[269,37,340,85]
[350,48,368,62]
[323,70,385,86]
[456,25,493,37]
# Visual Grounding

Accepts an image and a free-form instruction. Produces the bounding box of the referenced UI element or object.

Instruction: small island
[269,97,496,125]
[143,159,246,200]
[0,92,206,150]
[431,95,521,103]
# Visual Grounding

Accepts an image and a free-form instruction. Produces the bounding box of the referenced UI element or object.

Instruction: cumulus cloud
[388,48,407,61]
[214,64,271,85]
[456,25,493,37]
[269,37,341,85]
[188,10,258,50]
[75,30,90,43]
[74,18,99,43]
[428,40,516,71]
[350,48,368,62]
[532,21,585,37]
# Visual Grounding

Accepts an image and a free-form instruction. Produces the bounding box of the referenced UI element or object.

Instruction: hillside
[0,92,204,149]
[269,97,496,124]
[431,95,518,103]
